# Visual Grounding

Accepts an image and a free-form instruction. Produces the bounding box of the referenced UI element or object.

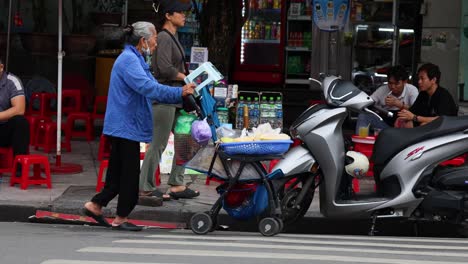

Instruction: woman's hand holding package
[182,83,196,97]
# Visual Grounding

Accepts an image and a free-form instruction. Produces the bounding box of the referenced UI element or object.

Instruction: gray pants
[139,104,185,192]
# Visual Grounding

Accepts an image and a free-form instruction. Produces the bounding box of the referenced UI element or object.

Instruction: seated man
[355,65,419,134]
[0,56,30,173]
[397,63,458,127]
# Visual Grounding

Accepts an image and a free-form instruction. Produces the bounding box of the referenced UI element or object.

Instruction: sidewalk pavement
[0,138,330,227]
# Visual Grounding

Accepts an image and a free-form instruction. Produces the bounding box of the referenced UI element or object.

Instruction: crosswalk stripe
[41,260,187,264]
[113,239,468,258]
[78,247,468,264]
[113,239,468,257]
[278,233,468,244]
[145,234,468,250]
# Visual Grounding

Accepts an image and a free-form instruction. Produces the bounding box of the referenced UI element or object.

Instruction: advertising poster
[312,0,350,31]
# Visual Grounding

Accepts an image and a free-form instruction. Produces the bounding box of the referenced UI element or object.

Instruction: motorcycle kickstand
[368,214,378,236]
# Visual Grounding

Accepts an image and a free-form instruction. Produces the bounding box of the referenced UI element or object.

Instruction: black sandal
[151,190,171,201]
[169,187,200,200]
[82,208,111,227]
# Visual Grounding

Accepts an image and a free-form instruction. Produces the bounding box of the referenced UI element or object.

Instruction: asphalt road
[1,222,468,264]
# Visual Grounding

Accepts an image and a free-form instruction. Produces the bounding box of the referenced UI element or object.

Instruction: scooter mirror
[309,77,322,91]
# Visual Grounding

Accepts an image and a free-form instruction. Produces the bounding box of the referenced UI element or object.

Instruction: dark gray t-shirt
[0,72,25,120]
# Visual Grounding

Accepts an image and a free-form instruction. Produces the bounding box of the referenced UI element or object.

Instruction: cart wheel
[259,217,281,236]
[190,213,213,235]
[274,217,284,233]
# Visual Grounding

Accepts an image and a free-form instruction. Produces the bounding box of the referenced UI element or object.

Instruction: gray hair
[132,21,156,40]
[123,21,156,46]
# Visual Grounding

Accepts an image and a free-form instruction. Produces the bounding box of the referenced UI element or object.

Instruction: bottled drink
[268,96,275,127]
[271,22,277,39]
[237,96,245,129]
[251,96,260,127]
[275,96,283,128]
[265,23,271,40]
[260,96,268,124]
[276,22,281,40]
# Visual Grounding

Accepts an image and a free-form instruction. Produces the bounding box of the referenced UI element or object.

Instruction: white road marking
[144,234,468,250]
[113,239,468,258]
[77,247,468,264]
[278,233,468,244]
[41,260,187,264]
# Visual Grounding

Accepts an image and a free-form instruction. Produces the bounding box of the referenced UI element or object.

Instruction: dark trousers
[0,115,30,156]
[91,136,140,217]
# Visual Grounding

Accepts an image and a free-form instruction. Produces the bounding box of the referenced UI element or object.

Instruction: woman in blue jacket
[83,21,195,231]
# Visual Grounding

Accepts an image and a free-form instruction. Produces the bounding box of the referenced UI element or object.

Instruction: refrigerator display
[350,0,422,94]
[232,0,286,84]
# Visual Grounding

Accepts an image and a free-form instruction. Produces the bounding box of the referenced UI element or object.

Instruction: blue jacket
[103,45,183,142]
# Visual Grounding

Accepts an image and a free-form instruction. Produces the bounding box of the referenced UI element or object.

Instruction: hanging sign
[312,0,350,31]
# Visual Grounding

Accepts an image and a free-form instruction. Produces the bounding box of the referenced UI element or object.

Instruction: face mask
[143,40,151,57]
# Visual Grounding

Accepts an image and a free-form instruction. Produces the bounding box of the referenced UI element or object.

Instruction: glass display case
[350,0,422,93]
[232,0,286,84]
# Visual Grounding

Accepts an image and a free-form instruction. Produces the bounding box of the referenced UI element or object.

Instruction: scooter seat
[372,116,468,168]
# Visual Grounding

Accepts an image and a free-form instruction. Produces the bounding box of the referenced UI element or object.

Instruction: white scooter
[273,74,468,236]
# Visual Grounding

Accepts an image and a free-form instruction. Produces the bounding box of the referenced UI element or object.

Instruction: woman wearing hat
[139,0,201,200]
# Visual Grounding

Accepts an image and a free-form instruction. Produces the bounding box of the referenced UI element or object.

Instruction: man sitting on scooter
[397,63,458,127]
[355,65,419,134]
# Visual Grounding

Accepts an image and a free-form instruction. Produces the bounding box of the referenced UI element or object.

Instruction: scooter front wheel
[281,187,314,225]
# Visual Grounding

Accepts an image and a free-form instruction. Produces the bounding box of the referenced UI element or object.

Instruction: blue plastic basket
[220,140,293,156]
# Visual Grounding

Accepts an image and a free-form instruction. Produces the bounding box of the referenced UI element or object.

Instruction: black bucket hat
[153,0,192,14]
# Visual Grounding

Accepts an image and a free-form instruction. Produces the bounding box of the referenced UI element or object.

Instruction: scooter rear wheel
[281,187,314,225]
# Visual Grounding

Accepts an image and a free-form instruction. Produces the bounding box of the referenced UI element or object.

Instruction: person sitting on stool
[355,65,419,134]
[0,56,30,175]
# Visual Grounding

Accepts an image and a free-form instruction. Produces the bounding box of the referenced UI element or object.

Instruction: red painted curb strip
[35,210,186,229]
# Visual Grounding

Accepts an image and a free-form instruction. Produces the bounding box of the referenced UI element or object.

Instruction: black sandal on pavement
[151,189,171,201]
[82,208,111,227]
[169,187,200,200]
[112,222,143,231]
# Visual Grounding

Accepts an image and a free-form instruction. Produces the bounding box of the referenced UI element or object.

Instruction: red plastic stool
[62,89,82,114]
[0,147,14,175]
[27,115,52,146]
[97,134,111,161]
[96,159,108,192]
[66,112,94,142]
[10,155,52,190]
[351,135,376,193]
[27,93,56,117]
[92,95,107,123]
[35,121,71,153]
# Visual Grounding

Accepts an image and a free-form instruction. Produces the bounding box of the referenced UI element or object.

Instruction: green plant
[94,0,126,13]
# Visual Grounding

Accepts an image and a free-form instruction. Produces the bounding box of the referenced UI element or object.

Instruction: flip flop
[112,222,143,231]
[169,187,200,200]
[82,208,111,227]
[151,190,171,201]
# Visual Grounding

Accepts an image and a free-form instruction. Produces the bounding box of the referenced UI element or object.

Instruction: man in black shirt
[397,63,457,127]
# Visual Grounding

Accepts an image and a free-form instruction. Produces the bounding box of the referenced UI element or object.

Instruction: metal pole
[56,0,64,166]
[5,0,13,71]
[392,0,400,66]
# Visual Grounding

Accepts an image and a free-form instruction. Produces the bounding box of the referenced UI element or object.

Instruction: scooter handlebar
[370,105,394,118]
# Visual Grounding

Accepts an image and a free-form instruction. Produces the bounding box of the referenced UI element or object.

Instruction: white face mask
[143,40,151,57]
